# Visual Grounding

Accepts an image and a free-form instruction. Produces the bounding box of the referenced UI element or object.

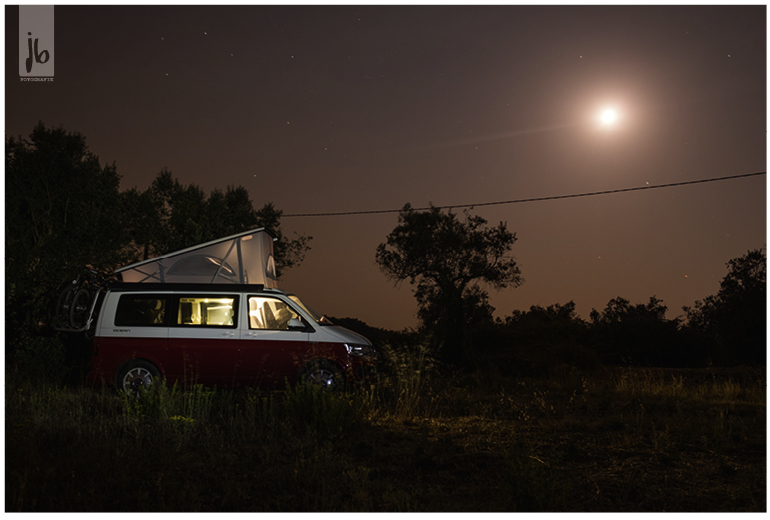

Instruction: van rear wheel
[117,360,160,398]
[298,359,346,392]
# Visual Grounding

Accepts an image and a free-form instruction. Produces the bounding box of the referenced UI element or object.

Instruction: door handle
[222,331,236,337]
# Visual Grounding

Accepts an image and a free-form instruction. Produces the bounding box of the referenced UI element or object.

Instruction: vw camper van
[55,229,376,395]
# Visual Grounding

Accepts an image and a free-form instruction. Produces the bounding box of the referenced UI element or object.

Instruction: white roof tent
[115,228,278,288]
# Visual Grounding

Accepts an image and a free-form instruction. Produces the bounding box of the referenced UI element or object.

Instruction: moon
[600,108,617,125]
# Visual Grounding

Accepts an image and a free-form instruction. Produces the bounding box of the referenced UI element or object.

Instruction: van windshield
[287,295,334,325]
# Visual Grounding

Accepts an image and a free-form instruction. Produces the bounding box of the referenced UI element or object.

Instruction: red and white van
[88,283,376,395]
[55,228,376,395]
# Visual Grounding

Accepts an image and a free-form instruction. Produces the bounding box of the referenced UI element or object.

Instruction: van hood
[321,325,372,346]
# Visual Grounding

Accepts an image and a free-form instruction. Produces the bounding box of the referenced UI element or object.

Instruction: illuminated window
[177,296,237,327]
[248,297,300,330]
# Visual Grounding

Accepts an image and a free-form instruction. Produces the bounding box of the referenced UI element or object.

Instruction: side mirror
[287,318,307,331]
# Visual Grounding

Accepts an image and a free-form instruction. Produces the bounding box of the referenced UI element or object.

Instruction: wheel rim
[307,368,337,389]
[123,367,154,396]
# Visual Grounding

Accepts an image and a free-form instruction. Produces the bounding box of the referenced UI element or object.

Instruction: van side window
[249,297,300,330]
[176,296,237,327]
[115,295,168,326]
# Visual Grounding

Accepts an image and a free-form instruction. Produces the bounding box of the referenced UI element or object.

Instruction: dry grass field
[5,363,765,512]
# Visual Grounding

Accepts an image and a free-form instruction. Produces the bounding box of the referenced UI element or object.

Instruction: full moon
[600,109,617,125]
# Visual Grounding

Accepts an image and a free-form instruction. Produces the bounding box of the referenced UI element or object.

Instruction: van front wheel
[298,359,346,392]
[117,360,160,398]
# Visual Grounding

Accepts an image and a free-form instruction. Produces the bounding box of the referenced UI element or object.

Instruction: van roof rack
[107,282,267,293]
[115,228,278,287]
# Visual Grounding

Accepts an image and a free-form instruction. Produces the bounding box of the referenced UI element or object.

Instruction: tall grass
[5,361,765,511]
[612,368,765,405]
[601,367,766,460]
[367,341,441,419]
[6,376,373,511]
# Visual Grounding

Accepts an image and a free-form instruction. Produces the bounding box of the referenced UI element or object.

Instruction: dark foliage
[6,123,129,370]
[376,204,522,366]
[683,249,766,366]
[327,316,407,349]
[489,302,598,376]
[588,296,684,367]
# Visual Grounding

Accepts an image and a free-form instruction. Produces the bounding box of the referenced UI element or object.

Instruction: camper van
[55,229,376,395]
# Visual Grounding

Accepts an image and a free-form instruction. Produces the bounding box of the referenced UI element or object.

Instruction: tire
[117,360,160,398]
[69,288,92,329]
[55,287,77,328]
[298,359,346,392]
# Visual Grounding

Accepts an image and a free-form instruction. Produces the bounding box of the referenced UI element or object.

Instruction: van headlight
[345,343,376,358]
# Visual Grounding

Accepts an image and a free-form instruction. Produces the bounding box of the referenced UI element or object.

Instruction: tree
[375,204,522,365]
[6,123,129,272]
[123,170,311,278]
[505,302,588,348]
[497,302,596,374]
[253,202,312,278]
[684,249,766,366]
[6,123,128,368]
[589,296,683,366]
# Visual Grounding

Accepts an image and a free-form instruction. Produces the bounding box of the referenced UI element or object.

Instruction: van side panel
[166,333,241,387]
[90,333,169,386]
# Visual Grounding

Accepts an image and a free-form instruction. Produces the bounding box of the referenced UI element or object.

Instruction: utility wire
[282,171,766,218]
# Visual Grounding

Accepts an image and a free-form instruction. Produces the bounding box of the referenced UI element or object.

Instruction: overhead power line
[282,171,766,218]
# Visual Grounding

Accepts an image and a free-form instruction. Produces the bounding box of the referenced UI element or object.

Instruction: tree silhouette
[589,296,682,366]
[376,204,522,365]
[6,123,129,273]
[6,123,128,364]
[684,249,766,365]
[497,302,597,374]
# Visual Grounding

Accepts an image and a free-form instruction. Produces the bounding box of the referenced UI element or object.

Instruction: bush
[8,335,67,384]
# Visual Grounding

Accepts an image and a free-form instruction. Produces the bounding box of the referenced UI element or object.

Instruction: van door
[238,295,311,388]
[97,293,170,379]
[166,294,241,387]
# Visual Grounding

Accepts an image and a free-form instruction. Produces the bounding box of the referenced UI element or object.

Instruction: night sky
[5,5,766,331]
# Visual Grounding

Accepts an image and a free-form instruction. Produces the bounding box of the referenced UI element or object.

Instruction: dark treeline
[489,268,765,372]
[369,201,766,372]
[342,247,765,376]
[5,123,766,379]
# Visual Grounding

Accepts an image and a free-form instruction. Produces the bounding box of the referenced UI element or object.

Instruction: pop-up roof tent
[115,228,278,288]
